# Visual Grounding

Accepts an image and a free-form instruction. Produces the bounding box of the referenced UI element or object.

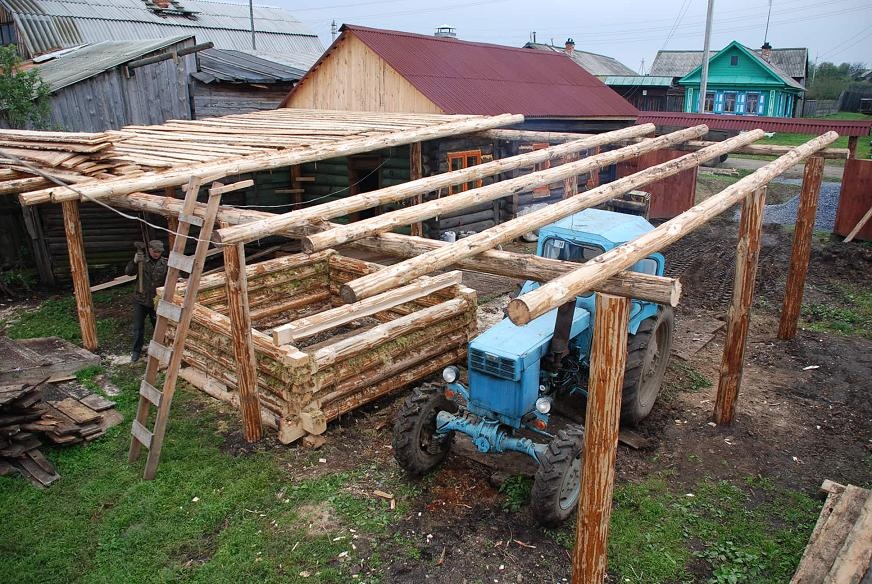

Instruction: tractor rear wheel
[392,384,456,476]
[621,307,674,425]
[530,426,584,527]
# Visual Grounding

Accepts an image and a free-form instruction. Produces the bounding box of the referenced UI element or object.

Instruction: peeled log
[215,123,655,245]
[303,125,709,252]
[340,127,770,304]
[22,113,525,205]
[508,132,840,325]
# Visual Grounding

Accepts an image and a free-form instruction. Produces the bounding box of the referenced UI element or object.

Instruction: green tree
[0,44,51,129]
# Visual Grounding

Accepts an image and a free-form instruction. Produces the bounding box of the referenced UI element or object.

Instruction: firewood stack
[0,381,122,487]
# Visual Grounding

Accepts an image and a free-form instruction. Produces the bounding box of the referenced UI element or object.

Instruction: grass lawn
[0,293,824,583]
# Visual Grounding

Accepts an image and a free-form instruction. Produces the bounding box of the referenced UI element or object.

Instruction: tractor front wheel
[530,426,585,527]
[621,307,674,425]
[392,384,456,476]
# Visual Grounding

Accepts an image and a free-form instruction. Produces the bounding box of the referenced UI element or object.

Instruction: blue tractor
[392,208,674,526]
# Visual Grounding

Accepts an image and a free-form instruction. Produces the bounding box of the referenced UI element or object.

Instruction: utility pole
[331,20,338,42]
[249,0,256,50]
[698,0,714,113]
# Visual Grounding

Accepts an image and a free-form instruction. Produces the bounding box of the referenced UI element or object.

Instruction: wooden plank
[844,205,872,243]
[90,274,136,293]
[139,380,163,407]
[147,340,172,365]
[573,294,630,583]
[49,397,101,425]
[272,271,462,345]
[79,393,116,412]
[156,299,183,323]
[130,420,153,448]
[167,251,194,273]
[714,188,766,425]
[825,492,872,584]
[792,485,869,583]
[178,212,204,227]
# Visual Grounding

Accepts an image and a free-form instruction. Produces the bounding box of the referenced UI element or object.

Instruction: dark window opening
[730,55,738,66]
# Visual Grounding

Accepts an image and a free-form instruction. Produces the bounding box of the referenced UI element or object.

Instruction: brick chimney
[564,38,575,56]
[761,41,773,63]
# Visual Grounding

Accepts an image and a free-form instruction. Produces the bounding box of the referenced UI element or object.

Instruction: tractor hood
[469,305,591,379]
[540,208,656,248]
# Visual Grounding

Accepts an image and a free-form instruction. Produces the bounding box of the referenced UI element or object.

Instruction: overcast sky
[275,0,871,72]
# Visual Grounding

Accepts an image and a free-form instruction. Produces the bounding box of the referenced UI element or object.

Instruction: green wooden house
[680,41,805,117]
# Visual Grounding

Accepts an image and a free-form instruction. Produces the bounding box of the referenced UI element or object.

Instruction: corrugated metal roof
[0,0,324,68]
[637,111,872,137]
[193,47,304,83]
[337,25,638,119]
[603,75,673,87]
[524,42,637,76]
[35,35,192,91]
[651,46,807,80]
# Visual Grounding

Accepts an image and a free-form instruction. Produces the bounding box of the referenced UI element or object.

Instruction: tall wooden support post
[573,293,630,584]
[409,142,424,237]
[778,157,824,340]
[165,187,179,250]
[222,238,263,442]
[714,188,766,425]
[61,200,98,351]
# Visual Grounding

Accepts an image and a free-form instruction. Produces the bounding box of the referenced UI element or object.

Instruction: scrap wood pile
[0,380,122,487]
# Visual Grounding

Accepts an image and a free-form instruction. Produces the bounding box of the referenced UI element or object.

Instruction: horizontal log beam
[507,131,840,325]
[109,191,680,304]
[340,127,770,303]
[213,123,656,245]
[303,125,709,252]
[477,129,597,142]
[272,271,463,345]
[20,113,525,206]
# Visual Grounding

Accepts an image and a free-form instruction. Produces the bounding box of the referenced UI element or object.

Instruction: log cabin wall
[192,82,295,119]
[168,251,477,443]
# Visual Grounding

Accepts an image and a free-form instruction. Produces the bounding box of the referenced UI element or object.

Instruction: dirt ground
[316,217,872,582]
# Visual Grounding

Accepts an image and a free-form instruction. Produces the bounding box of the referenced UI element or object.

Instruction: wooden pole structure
[303,125,708,253]
[777,156,824,340]
[847,136,858,159]
[221,234,263,442]
[165,187,178,251]
[573,293,629,584]
[107,191,682,305]
[61,200,98,351]
[409,142,424,237]
[22,114,526,206]
[508,132,840,326]
[341,128,769,304]
[213,123,657,245]
[713,188,767,425]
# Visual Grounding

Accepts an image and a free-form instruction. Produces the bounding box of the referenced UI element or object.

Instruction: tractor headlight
[442,366,459,384]
[535,397,552,414]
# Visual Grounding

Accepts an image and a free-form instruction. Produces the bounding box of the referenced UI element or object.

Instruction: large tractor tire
[621,306,675,425]
[392,384,457,476]
[530,426,584,527]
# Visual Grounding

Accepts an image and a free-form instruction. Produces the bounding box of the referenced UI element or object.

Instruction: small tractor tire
[392,384,456,476]
[621,306,674,425]
[530,426,584,527]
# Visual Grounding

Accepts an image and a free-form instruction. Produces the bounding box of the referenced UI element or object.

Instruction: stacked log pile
[168,250,477,444]
[0,381,122,487]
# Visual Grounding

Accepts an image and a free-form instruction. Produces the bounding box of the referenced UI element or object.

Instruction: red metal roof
[637,111,872,137]
[340,25,638,119]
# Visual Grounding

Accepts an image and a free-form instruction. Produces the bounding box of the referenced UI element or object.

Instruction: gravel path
[733,179,842,231]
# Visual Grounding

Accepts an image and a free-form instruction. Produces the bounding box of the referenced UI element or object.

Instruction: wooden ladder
[128,178,247,480]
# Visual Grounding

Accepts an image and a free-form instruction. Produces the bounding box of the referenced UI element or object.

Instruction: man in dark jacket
[126,240,168,362]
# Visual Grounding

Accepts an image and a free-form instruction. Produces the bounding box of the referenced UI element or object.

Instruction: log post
[713,188,766,425]
[409,142,424,237]
[847,136,858,159]
[222,236,263,442]
[61,200,97,351]
[573,293,629,584]
[778,156,824,340]
[165,187,178,250]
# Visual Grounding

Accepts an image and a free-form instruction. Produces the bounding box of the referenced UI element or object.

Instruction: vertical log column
[61,200,98,351]
[847,136,858,160]
[714,188,766,425]
[409,142,424,237]
[222,238,263,442]
[573,293,630,584]
[778,157,824,340]
[165,187,179,250]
